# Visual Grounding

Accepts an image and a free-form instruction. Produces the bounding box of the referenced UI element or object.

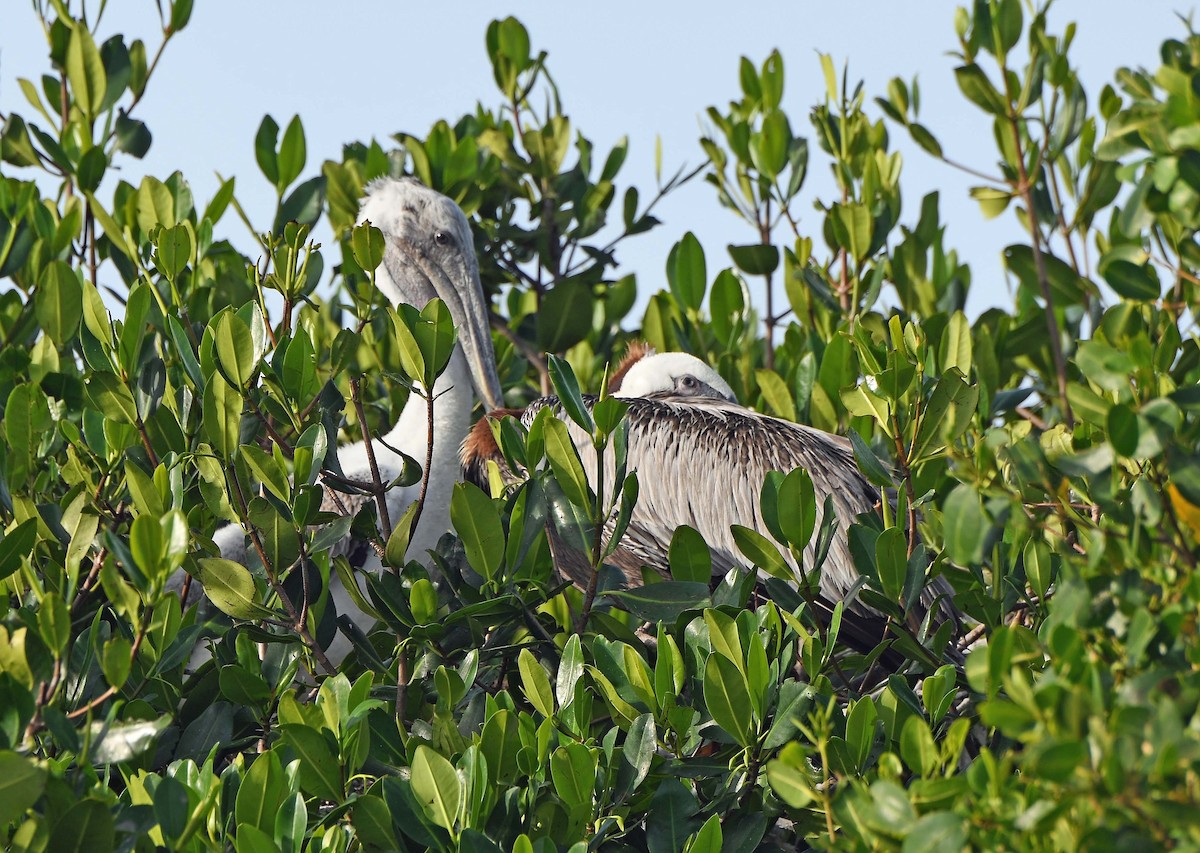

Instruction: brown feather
[607,341,656,392]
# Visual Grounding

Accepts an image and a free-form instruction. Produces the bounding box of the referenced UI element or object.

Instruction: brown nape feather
[607,341,656,392]
[460,407,523,490]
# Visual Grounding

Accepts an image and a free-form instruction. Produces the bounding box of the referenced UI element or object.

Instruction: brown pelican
[460,344,737,487]
[463,344,959,659]
[199,177,504,664]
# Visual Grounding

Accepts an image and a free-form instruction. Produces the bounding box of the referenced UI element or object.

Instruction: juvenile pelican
[198,178,504,663]
[464,342,959,658]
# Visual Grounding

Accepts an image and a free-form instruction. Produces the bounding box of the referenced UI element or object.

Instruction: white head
[357,178,503,409]
[614,353,738,403]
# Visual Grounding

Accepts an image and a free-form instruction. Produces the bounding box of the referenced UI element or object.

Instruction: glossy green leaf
[36,261,83,346]
[411,745,462,832]
[195,557,271,619]
[542,417,591,509]
[518,648,555,718]
[668,525,711,583]
[704,652,753,746]
[548,354,593,433]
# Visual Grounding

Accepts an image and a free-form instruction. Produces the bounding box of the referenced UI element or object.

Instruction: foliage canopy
[2,1,1200,850]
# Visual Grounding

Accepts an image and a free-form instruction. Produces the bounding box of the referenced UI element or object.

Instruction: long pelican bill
[390,234,504,411]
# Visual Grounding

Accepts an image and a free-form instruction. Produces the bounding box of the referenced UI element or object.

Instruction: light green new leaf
[518,648,555,718]
[195,557,271,619]
[0,751,47,827]
[411,744,462,832]
[66,24,107,119]
[556,634,584,709]
[215,311,256,388]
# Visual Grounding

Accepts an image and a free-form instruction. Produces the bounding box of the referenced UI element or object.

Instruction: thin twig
[228,466,336,674]
[349,377,393,541]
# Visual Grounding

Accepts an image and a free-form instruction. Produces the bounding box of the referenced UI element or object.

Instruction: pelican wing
[523,395,957,632]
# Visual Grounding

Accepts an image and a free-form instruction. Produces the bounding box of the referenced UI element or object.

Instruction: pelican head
[614,352,737,403]
[358,177,504,410]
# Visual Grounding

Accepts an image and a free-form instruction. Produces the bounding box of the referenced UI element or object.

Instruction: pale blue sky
[0,1,1187,317]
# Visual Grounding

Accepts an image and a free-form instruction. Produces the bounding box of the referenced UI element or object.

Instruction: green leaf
[731,525,791,581]
[606,582,710,623]
[130,514,164,584]
[1075,340,1134,392]
[76,146,107,193]
[668,232,707,312]
[0,751,47,826]
[66,24,107,119]
[391,305,427,384]
[48,797,114,853]
[1102,259,1160,301]
[411,744,462,832]
[277,115,306,190]
[154,223,193,281]
[668,525,711,583]
[875,526,907,601]
[688,813,724,853]
[841,385,892,434]
[750,109,791,178]
[704,653,753,746]
[36,261,83,346]
[1004,244,1093,306]
[548,354,594,433]
[942,484,988,565]
[203,372,242,460]
[848,429,894,487]
[153,775,190,842]
[384,502,420,568]
[940,311,972,375]
[241,445,291,503]
[87,372,138,424]
[968,185,1012,219]
[255,115,280,186]
[280,725,343,802]
[542,417,591,509]
[845,697,878,773]
[766,758,814,808]
[1107,403,1140,458]
[350,222,385,273]
[550,743,596,809]
[415,298,456,385]
[900,716,938,776]
[517,648,555,718]
[728,244,780,277]
[537,284,593,352]
[215,311,256,388]
[954,63,1007,115]
[1023,538,1054,600]
[756,369,796,420]
[450,483,504,581]
[556,634,584,709]
[114,113,151,157]
[777,468,816,552]
[0,519,39,582]
[901,812,966,853]
[194,557,271,619]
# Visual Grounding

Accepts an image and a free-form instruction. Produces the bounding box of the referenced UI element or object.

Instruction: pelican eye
[680,375,698,389]
[433,230,452,246]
